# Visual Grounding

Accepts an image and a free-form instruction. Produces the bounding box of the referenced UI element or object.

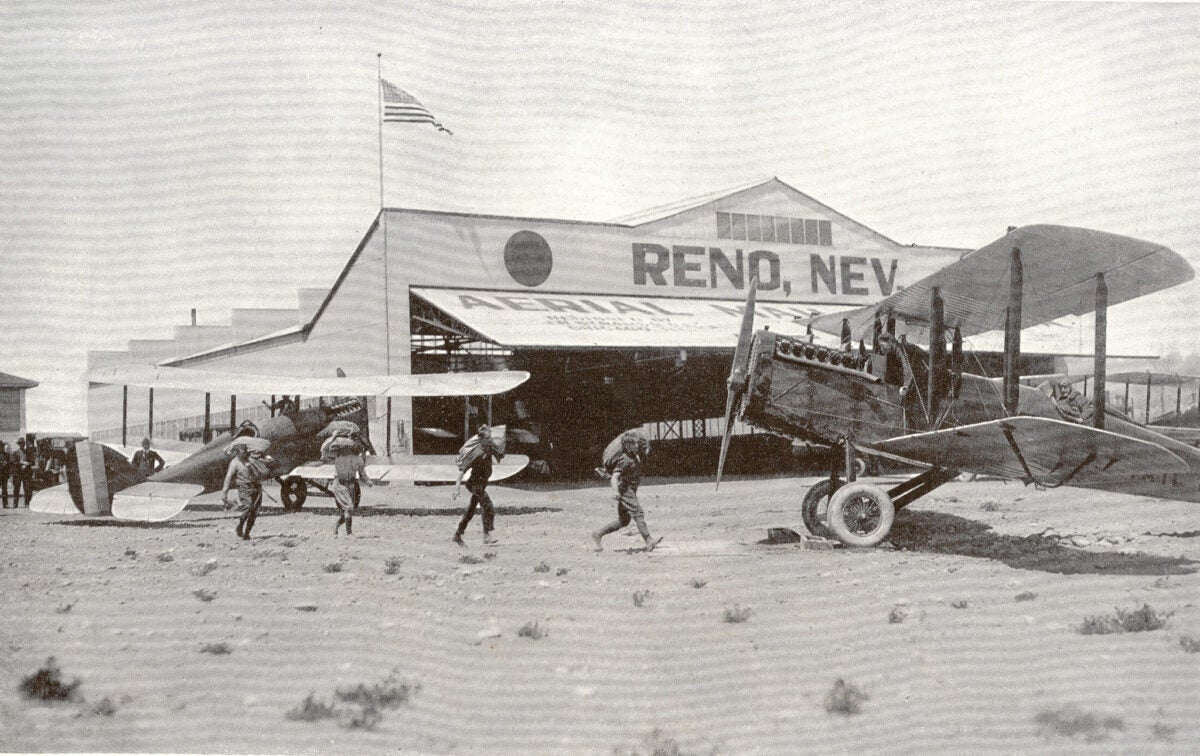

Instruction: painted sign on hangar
[393,179,963,305]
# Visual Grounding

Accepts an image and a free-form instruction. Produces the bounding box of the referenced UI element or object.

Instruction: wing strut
[122,385,129,447]
[927,286,945,426]
[1094,273,1107,429]
[1003,246,1023,414]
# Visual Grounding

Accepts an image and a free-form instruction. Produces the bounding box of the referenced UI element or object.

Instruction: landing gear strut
[800,439,956,548]
[280,477,308,511]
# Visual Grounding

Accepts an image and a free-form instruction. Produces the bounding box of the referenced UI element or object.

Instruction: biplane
[30,366,531,522]
[715,225,1198,547]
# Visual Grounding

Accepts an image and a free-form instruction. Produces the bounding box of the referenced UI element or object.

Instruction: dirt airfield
[2,474,1198,754]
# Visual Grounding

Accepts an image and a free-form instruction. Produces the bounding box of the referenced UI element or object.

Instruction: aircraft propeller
[716,277,758,490]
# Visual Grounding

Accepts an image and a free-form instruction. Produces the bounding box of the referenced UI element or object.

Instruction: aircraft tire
[801,480,839,539]
[826,482,895,548]
[281,478,308,511]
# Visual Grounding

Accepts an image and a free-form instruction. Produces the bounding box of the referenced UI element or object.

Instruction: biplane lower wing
[294,454,530,484]
[111,482,206,522]
[868,416,1190,485]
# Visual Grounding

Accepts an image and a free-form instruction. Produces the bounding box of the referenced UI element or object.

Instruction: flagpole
[378,54,393,453]
[377,54,391,375]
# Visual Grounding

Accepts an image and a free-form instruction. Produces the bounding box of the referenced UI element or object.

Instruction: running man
[332,442,373,536]
[221,446,275,540]
[591,431,662,552]
[452,425,503,546]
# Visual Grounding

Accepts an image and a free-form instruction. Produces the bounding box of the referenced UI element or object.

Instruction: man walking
[452,425,503,546]
[592,431,662,552]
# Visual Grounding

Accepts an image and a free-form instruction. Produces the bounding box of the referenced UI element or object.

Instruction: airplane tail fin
[62,440,141,515]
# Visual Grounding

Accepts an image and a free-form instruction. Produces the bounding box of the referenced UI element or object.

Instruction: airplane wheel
[801,479,839,538]
[826,482,895,547]
[281,478,307,511]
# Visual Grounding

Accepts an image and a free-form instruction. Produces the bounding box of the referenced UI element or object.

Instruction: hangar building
[87,178,969,475]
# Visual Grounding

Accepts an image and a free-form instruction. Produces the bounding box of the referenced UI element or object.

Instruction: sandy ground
[1,475,1199,754]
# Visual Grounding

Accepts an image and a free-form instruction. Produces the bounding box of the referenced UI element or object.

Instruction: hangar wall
[87,178,967,466]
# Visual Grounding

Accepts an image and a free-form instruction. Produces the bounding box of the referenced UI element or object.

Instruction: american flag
[381,80,452,134]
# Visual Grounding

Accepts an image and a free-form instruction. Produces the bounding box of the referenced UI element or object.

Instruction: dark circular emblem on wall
[504,230,552,287]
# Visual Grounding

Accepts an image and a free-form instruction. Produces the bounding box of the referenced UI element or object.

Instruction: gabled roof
[607,177,775,226]
[607,176,913,250]
[0,371,38,389]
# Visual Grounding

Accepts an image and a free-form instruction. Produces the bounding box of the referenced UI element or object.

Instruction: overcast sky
[3,1,1199,431]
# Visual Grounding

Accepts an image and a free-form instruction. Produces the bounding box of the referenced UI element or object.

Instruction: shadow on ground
[52,519,208,529]
[890,510,1197,576]
[359,506,562,518]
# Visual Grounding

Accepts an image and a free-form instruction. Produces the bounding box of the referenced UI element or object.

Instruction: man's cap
[141,437,151,445]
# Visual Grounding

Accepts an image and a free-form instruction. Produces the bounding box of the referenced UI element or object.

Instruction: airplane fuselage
[147,401,363,493]
[741,330,1200,504]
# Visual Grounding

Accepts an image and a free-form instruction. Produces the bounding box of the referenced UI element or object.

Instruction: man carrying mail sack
[330,436,372,537]
[221,437,277,541]
[452,424,506,546]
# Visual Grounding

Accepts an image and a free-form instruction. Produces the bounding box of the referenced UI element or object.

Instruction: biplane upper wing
[868,416,1190,484]
[808,225,1193,339]
[87,364,530,397]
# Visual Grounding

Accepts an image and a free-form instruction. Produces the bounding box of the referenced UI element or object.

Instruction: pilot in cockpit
[1053,380,1094,423]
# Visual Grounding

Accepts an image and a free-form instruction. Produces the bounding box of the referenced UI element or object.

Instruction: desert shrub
[518,621,546,639]
[1015,591,1037,602]
[689,578,708,589]
[950,599,969,609]
[55,603,73,614]
[459,554,483,565]
[281,539,298,548]
[335,677,417,710]
[20,657,81,702]
[191,561,217,577]
[1078,604,1168,635]
[200,643,232,655]
[556,567,569,576]
[91,696,118,716]
[723,605,752,624]
[824,678,868,715]
[888,606,909,624]
[193,588,216,603]
[483,552,497,560]
[123,548,137,559]
[1034,705,1124,741]
[632,590,652,608]
[533,561,551,573]
[1178,636,1200,653]
[384,557,403,575]
[288,673,418,730]
[286,692,337,722]
[980,501,1000,512]
[322,562,344,574]
[157,552,174,563]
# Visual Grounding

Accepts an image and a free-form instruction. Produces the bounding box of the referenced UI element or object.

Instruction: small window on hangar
[716,212,832,246]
